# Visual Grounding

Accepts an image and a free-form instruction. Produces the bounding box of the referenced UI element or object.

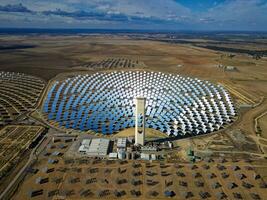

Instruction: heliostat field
[43,71,236,137]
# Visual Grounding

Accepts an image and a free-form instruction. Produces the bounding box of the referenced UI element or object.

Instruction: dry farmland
[0,125,45,179]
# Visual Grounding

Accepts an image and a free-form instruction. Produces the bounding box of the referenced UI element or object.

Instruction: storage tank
[118,150,126,159]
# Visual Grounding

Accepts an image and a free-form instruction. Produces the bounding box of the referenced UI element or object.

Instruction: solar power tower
[135,97,146,146]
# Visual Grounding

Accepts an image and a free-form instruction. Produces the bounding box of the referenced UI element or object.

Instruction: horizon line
[0,27,267,34]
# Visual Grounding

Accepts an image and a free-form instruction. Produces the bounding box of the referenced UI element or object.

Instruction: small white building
[140,153,150,160]
[118,150,126,159]
[168,141,173,149]
[117,138,127,150]
[109,152,118,159]
[151,154,157,160]
[141,146,157,151]
[225,66,236,71]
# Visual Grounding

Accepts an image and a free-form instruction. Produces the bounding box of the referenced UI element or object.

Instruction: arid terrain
[1,34,267,134]
[0,33,267,200]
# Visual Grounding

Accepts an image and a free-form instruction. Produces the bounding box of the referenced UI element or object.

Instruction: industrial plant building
[78,138,110,156]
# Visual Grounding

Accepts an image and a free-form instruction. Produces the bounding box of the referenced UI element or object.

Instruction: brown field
[1,34,267,200]
[0,125,44,174]
[1,35,267,106]
[259,114,267,139]
[0,35,266,83]
[0,125,45,193]
[12,138,267,200]
[2,35,266,127]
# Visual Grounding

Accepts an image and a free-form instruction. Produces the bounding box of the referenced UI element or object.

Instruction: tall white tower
[135,97,146,146]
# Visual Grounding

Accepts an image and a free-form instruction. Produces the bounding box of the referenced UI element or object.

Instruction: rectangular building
[79,138,110,156]
[87,138,110,156]
[117,137,127,149]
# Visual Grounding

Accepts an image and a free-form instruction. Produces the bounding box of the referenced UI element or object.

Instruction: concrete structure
[117,138,127,150]
[78,138,110,156]
[118,150,126,159]
[151,154,157,160]
[141,146,157,151]
[225,66,236,71]
[109,152,118,159]
[78,139,91,153]
[88,138,110,156]
[140,153,150,160]
[135,97,146,146]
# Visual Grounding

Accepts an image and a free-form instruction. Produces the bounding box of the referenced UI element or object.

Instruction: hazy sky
[0,0,267,31]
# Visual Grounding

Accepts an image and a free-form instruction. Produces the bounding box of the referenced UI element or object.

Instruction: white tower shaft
[135,97,146,146]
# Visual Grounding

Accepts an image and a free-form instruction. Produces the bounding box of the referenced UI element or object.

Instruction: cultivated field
[0,125,45,179]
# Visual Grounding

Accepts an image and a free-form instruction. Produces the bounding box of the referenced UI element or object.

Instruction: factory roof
[117,138,127,148]
[79,138,110,156]
[87,138,110,156]
[81,139,91,146]
[109,153,118,159]
[79,144,89,152]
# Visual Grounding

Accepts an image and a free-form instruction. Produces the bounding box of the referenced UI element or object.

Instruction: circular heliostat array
[43,71,236,137]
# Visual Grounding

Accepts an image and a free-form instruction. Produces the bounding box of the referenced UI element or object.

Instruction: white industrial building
[78,139,91,153]
[108,152,118,159]
[141,146,158,151]
[117,138,127,149]
[78,138,110,156]
[118,149,126,159]
[140,153,157,161]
